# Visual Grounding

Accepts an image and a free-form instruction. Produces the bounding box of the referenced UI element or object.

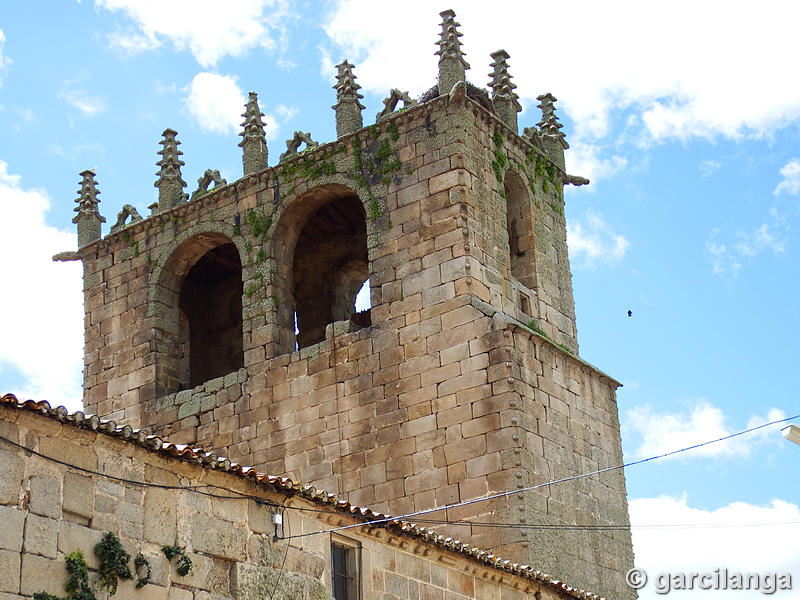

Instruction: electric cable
[277,411,800,539]
[1,411,797,538]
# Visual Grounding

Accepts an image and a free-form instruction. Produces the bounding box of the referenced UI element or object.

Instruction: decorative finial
[332,60,365,137]
[376,89,416,121]
[73,169,105,248]
[279,131,319,162]
[154,128,187,213]
[239,91,268,176]
[489,50,521,133]
[536,93,569,171]
[436,9,470,96]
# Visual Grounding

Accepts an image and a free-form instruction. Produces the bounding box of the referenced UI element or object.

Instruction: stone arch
[149,228,246,393]
[272,183,369,351]
[504,170,536,289]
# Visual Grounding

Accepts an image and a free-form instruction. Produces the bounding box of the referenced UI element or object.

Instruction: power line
[1,411,797,539]
[278,411,800,539]
[395,517,800,531]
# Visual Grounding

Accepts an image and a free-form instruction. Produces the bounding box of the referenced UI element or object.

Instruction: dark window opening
[504,172,536,289]
[332,541,359,600]
[519,291,531,316]
[292,193,368,349]
[178,242,243,387]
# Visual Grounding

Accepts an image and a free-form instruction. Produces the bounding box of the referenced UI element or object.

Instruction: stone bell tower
[59,9,635,599]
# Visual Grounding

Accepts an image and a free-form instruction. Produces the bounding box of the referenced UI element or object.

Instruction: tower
[62,11,634,599]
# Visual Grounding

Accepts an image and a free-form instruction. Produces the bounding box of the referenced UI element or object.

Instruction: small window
[519,291,531,316]
[331,539,360,600]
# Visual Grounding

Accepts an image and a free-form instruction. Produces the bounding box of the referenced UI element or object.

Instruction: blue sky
[0,1,798,598]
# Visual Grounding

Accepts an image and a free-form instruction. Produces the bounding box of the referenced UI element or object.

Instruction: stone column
[332,60,365,138]
[489,50,521,134]
[536,93,569,171]
[72,169,105,248]
[239,91,268,176]
[436,9,470,96]
[154,128,187,213]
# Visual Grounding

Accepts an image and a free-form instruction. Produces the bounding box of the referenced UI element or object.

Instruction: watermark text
[626,568,793,595]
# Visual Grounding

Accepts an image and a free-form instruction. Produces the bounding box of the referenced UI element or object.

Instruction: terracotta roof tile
[0,393,603,600]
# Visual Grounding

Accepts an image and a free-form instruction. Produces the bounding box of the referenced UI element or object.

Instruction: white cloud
[60,89,106,116]
[735,224,785,257]
[185,72,246,135]
[0,30,11,84]
[0,161,83,411]
[275,104,299,120]
[185,72,281,140]
[107,31,159,55]
[323,1,800,144]
[699,159,721,178]
[774,159,800,196]
[707,224,785,276]
[567,211,629,266]
[707,228,741,276]
[565,141,627,183]
[624,400,786,460]
[630,495,800,600]
[97,0,291,68]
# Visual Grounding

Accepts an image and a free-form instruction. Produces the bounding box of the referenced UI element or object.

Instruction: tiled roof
[0,393,603,600]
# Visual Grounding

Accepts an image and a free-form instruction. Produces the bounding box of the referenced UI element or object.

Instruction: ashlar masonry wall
[75,90,634,600]
[0,401,594,600]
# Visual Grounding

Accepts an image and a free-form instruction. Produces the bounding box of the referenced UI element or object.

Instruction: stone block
[40,437,97,472]
[168,586,193,600]
[177,396,202,419]
[171,552,212,588]
[400,414,437,438]
[57,522,102,569]
[0,450,23,506]
[402,266,441,298]
[429,169,469,195]
[19,553,64,596]
[117,502,144,524]
[0,550,19,594]
[22,514,57,559]
[437,371,487,396]
[143,488,176,546]
[212,496,247,524]
[191,513,247,561]
[62,473,93,519]
[0,506,23,552]
[28,476,60,519]
[115,581,168,600]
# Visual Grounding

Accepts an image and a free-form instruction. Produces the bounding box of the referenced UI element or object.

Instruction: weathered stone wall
[0,403,589,600]
[75,92,634,599]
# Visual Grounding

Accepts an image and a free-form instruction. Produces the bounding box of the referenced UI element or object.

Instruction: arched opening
[179,242,243,386]
[504,171,536,289]
[153,233,244,394]
[280,186,368,350]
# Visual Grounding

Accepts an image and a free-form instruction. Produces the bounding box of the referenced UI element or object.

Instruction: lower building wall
[0,404,585,600]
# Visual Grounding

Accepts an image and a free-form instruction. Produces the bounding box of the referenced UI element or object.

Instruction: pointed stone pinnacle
[240,92,267,145]
[154,128,187,212]
[239,92,268,176]
[436,9,470,67]
[536,94,568,170]
[73,169,105,247]
[489,49,521,133]
[333,59,365,137]
[333,60,365,109]
[436,9,470,96]
[536,94,560,128]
